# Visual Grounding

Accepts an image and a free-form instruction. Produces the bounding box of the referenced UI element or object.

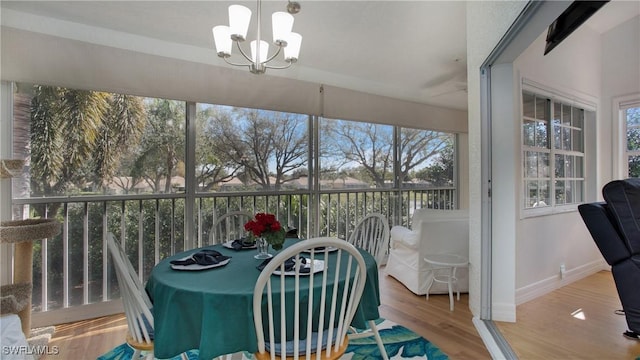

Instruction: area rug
[97,318,448,359]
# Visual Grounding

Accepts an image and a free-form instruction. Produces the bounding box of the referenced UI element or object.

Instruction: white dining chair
[106,233,155,360]
[253,237,367,360]
[209,210,253,245]
[346,213,390,359]
[347,213,390,266]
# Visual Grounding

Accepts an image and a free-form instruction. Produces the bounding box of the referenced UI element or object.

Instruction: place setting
[256,256,325,276]
[221,237,257,250]
[169,249,232,271]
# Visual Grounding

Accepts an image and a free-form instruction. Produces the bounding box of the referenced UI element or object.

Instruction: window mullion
[548,99,556,207]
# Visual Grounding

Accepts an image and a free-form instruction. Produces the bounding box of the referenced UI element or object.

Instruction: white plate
[222,240,257,250]
[273,259,324,276]
[170,256,230,271]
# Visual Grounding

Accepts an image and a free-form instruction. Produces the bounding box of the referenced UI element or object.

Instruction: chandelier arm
[235,41,254,63]
[222,56,253,68]
[264,61,294,70]
[262,46,283,64]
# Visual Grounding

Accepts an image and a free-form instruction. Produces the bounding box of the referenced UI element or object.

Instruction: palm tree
[25,85,146,215]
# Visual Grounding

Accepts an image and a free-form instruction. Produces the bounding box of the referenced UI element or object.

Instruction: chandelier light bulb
[251,40,270,63]
[272,12,294,45]
[212,26,232,57]
[284,32,302,62]
[229,5,251,41]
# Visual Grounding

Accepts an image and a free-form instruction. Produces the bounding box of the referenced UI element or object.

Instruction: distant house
[104,176,186,194]
[320,176,370,189]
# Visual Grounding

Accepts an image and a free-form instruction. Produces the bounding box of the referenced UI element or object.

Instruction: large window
[13,85,186,198]
[318,118,455,190]
[196,104,309,192]
[623,104,640,177]
[13,84,457,200]
[7,81,460,315]
[522,88,592,212]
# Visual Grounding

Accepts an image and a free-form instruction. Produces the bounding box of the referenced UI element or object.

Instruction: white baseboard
[515,259,608,305]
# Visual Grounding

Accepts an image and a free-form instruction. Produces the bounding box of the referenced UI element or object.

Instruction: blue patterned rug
[97,318,448,359]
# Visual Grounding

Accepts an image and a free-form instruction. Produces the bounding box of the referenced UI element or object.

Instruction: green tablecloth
[146,238,380,360]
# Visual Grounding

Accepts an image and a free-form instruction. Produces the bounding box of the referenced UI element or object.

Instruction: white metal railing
[12,187,455,318]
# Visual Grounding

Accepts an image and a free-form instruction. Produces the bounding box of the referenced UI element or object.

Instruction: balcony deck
[41,270,640,359]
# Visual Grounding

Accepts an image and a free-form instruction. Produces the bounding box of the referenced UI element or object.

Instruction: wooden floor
[43,270,640,359]
[497,270,640,359]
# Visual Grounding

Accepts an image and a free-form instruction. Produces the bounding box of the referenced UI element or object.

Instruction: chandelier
[212,0,302,75]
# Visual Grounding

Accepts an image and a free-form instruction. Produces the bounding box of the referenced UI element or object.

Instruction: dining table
[145,238,381,360]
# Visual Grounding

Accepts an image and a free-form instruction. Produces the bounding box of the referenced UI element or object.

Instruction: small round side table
[423,253,469,311]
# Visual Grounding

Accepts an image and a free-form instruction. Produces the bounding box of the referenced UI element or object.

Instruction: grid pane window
[625,106,640,177]
[522,89,588,211]
[525,180,550,207]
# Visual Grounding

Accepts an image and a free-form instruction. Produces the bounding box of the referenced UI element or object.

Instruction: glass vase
[254,237,273,259]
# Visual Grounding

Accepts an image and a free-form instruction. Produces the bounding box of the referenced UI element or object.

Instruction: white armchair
[385,209,469,295]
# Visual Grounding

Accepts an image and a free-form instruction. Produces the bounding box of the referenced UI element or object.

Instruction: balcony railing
[11,187,455,322]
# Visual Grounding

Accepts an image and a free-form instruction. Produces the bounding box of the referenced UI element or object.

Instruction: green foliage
[412,137,455,186]
[27,86,146,213]
[129,99,185,193]
[31,198,186,309]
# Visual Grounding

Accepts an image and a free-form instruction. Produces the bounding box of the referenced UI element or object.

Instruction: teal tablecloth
[146,238,380,360]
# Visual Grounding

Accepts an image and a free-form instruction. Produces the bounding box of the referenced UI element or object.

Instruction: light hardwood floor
[42,270,640,359]
[497,270,640,359]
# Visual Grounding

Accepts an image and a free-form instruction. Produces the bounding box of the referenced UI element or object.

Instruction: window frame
[617,96,640,178]
[520,80,594,218]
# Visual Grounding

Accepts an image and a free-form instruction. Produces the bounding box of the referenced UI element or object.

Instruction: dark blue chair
[578,178,640,340]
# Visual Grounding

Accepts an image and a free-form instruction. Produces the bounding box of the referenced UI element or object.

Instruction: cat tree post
[1,219,61,337]
[1,160,61,337]
[14,241,34,336]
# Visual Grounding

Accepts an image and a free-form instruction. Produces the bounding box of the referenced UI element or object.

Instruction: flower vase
[254,237,273,259]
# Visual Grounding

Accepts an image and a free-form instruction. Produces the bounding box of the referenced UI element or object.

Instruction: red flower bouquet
[244,213,286,250]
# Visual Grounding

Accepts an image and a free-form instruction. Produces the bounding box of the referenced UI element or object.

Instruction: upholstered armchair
[385,209,469,295]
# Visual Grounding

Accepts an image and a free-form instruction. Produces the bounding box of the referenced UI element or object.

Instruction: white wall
[603,16,640,182]
[489,63,519,320]
[466,0,528,318]
[508,16,640,304]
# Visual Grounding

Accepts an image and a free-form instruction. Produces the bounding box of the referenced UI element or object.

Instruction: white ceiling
[1,1,638,111]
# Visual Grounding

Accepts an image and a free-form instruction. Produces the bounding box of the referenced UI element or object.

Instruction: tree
[321,119,452,188]
[28,85,146,214]
[413,137,455,186]
[92,94,145,189]
[321,120,393,187]
[399,128,451,184]
[196,105,239,191]
[130,99,185,193]
[206,107,308,190]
